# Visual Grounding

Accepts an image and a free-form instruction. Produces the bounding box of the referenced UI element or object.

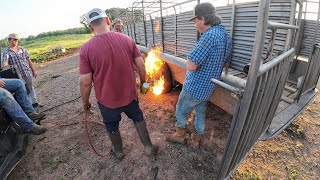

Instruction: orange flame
[145,48,165,95]
[155,20,160,33]
[152,77,164,95]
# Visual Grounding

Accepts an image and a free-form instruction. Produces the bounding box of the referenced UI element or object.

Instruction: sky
[0,0,318,40]
[0,0,135,39]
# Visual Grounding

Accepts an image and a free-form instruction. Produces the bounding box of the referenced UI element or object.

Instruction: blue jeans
[0,79,35,132]
[176,89,208,134]
[24,76,38,104]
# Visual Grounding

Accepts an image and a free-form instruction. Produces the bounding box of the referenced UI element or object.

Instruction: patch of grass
[234,170,262,180]
[285,164,301,180]
[21,34,93,62]
[44,158,60,170]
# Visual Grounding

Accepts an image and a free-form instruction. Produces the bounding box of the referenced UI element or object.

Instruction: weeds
[285,164,302,180]
[285,123,306,140]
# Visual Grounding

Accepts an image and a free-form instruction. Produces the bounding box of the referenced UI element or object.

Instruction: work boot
[30,124,47,135]
[27,112,46,121]
[166,128,187,144]
[32,103,44,108]
[108,130,124,160]
[134,120,159,156]
[190,133,203,149]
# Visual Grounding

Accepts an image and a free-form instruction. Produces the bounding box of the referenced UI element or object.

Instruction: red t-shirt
[79,32,141,109]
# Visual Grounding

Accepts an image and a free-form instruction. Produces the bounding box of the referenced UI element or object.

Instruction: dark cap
[189,3,216,21]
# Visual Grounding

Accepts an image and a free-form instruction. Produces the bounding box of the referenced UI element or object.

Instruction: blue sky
[0,0,316,40]
[0,0,135,39]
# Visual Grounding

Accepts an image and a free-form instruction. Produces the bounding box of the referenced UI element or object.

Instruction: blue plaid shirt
[1,47,32,78]
[184,25,232,101]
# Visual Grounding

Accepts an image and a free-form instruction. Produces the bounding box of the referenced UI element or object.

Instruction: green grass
[21,34,93,62]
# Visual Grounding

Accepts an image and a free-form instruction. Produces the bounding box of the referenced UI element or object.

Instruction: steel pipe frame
[210,78,243,96]
[267,21,299,30]
[142,1,148,46]
[218,0,271,178]
[136,44,247,89]
[145,0,196,16]
[297,0,320,100]
[293,1,304,55]
[259,48,295,76]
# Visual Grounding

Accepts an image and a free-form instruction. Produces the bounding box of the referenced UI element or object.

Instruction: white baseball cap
[86,8,107,24]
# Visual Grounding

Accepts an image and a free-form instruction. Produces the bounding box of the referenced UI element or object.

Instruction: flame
[152,77,164,95]
[155,20,160,33]
[145,48,165,95]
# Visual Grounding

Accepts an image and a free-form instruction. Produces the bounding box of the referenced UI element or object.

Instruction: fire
[152,77,164,95]
[155,20,160,33]
[145,48,165,95]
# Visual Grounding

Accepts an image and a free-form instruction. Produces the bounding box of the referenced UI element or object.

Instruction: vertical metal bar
[284,0,297,51]
[264,29,277,62]
[197,0,200,40]
[294,2,304,55]
[229,75,263,172]
[132,6,137,42]
[160,0,164,51]
[303,0,308,20]
[142,1,148,46]
[297,0,320,100]
[173,6,177,56]
[230,0,236,38]
[150,14,155,46]
[264,54,294,131]
[218,1,271,178]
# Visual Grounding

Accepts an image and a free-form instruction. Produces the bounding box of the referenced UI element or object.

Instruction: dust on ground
[7,53,320,180]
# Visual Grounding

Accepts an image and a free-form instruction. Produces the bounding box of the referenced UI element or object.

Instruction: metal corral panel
[230,1,291,70]
[123,1,291,73]
[299,20,320,57]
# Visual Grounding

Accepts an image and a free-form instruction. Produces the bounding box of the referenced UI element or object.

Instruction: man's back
[79,32,142,108]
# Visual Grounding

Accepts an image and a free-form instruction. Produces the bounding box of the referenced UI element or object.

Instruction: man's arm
[2,51,9,67]
[134,56,146,85]
[26,57,37,78]
[186,60,198,71]
[79,73,93,111]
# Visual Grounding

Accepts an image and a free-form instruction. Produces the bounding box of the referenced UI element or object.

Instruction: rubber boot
[166,128,187,144]
[134,120,159,156]
[190,133,203,149]
[108,130,124,160]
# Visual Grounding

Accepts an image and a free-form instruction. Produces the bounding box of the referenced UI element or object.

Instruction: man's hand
[83,102,92,112]
[186,60,198,71]
[32,69,37,78]
[0,80,5,87]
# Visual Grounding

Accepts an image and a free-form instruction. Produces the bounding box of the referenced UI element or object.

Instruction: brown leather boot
[30,124,47,135]
[134,120,159,156]
[166,128,187,144]
[190,133,203,149]
[108,130,124,160]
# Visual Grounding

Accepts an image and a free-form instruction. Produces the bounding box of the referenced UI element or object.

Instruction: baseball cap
[189,3,216,21]
[86,8,107,24]
[113,18,123,25]
[8,33,19,40]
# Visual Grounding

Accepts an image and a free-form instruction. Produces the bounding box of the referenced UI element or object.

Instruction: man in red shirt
[79,8,158,160]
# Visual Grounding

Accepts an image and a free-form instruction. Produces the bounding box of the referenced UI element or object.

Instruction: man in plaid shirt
[1,33,41,108]
[166,2,232,148]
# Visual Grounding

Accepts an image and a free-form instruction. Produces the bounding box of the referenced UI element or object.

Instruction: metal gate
[212,0,301,178]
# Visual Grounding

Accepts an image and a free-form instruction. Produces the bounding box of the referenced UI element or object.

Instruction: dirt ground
[6,53,320,180]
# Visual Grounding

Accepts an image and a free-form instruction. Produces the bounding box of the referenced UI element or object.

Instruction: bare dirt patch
[6,54,320,180]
